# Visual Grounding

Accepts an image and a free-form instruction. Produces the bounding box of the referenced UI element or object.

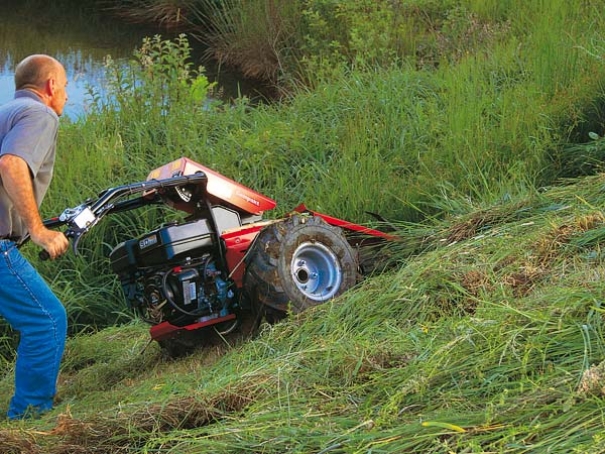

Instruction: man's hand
[29,227,69,260]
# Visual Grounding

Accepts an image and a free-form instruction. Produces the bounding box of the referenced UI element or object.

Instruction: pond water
[0,1,261,120]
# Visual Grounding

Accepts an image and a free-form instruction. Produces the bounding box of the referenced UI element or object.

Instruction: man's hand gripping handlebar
[18,173,208,260]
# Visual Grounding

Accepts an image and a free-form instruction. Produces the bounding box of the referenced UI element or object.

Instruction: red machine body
[141,158,391,345]
[147,157,277,215]
[41,157,391,351]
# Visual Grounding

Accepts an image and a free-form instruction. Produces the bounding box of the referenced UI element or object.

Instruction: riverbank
[3,150,605,452]
[1,0,601,345]
[2,1,605,451]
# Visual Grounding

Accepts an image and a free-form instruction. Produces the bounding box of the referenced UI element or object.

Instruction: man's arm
[0,154,68,259]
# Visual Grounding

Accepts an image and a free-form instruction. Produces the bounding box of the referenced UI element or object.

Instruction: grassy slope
[2,174,605,452]
[3,1,605,452]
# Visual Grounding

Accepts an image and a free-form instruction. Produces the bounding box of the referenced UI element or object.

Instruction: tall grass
[187,0,605,203]
[0,0,603,396]
[13,0,605,337]
[0,1,598,451]
[4,174,605,451]
[191,0,300,84]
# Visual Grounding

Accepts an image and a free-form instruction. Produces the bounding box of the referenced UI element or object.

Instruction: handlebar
[31,172,208,260]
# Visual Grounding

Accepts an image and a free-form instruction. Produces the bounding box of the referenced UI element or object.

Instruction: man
[0,54,70,419]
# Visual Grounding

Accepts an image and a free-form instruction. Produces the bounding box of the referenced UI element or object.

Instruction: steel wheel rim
[290,242,342,301]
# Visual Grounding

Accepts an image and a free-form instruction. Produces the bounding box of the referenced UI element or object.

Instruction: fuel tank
[147,157,276,216]
[110,218,215,274]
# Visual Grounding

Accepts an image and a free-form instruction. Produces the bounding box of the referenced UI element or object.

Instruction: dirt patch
[502,264,545,298]
[578,361,605,397]
[0,429,41,454]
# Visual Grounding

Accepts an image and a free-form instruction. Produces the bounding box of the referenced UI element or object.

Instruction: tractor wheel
[244,214,359,317]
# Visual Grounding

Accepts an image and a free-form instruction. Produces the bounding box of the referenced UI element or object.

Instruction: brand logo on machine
[236,191,260,207]
[139,235,158,249]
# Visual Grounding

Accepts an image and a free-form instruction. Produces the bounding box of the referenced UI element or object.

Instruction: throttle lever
[39,204,97,260]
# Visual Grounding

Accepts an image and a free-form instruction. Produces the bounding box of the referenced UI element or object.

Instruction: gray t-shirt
[0,90,58,238]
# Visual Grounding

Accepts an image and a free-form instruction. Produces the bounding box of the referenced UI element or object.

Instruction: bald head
[15,54,63,91]
[13,54,68,116]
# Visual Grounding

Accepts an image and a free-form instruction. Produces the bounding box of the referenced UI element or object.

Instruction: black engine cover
[110,219,215,274]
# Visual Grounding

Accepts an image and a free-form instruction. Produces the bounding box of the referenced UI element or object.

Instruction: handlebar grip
[38,230,74,261]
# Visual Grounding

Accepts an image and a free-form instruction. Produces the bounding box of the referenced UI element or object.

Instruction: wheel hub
[290,242,343,302]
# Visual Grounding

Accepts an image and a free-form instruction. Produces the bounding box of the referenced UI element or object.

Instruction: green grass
[3,174,605,452]
[2,0,605,451]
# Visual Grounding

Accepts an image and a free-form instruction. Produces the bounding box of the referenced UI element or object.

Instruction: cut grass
[2,173,605,451]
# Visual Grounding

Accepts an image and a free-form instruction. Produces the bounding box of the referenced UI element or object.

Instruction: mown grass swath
[4,174,605,451]
[2,0,605,452]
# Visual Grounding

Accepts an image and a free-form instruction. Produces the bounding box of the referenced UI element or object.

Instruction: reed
[100,0,196,29]
[189,0,301,84]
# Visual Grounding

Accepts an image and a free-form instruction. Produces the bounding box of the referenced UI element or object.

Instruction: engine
[109,218,235,326]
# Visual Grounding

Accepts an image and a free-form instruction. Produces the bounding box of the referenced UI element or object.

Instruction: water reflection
[1,51,119,120]
[0,2,193,120]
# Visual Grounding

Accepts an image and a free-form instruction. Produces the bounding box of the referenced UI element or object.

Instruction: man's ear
[45,77,56,97]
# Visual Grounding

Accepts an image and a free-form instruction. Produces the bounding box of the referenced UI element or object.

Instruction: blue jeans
[0,240,67,419]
